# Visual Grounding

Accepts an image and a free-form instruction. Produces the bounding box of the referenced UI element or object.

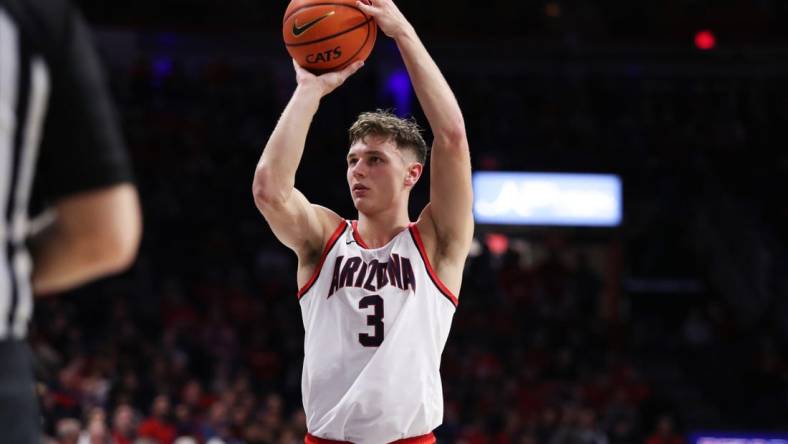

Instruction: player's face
[346,136,416,214]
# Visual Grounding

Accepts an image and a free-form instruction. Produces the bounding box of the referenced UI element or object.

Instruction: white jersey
[297,220,458,443]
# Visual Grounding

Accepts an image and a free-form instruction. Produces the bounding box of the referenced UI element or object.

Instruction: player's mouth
[352,184,369,196]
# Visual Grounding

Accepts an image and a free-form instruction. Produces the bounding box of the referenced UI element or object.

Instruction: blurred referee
[1,0,141,441]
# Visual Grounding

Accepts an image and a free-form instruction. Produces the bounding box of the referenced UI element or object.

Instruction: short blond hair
[348,110,428,164]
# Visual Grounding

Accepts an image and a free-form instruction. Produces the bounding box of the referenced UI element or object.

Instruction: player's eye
[370,156,381,163]
[348,158,357,166]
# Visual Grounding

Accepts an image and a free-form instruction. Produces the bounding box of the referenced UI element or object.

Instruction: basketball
[283,0,377,73]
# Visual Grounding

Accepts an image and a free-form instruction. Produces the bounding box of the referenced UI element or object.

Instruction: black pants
[0,339,41,444]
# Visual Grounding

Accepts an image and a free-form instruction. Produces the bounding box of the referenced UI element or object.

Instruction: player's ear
[404,162,423,188]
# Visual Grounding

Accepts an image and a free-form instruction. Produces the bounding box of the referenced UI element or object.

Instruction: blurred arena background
[35,1,788,443]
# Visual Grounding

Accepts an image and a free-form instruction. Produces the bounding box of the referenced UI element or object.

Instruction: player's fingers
[340,61,365,79]
[355,1,377,14]
[320,61,362,90]
[330,61,363,86]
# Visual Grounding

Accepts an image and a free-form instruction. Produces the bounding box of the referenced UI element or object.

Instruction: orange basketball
[283,0,377,73]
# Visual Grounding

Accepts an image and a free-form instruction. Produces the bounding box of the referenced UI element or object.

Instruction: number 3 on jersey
[358,295,384,347]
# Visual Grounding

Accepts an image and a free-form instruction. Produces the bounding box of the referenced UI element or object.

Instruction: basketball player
[1,0,141,441]
[253,0,472,442]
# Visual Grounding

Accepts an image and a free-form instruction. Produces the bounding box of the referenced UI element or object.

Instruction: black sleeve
[33,1,133,203]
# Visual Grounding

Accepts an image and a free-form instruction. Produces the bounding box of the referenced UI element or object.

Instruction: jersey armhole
[408,224,459,308]
[297,221,347,300]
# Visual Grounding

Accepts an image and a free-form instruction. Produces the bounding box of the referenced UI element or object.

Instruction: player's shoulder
[311,204,345,234]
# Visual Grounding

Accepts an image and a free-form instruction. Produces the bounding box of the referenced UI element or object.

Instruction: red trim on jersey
[350,220,370,249]
[408,224,459,307]
[297,221,348,300]
[305,432,436,444]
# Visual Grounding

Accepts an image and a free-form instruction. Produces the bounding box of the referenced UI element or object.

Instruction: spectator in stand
[111,404,137,444]
[174,403,200,439]
[76,408,109,444]
[550,403,610,444]
[645,415,683,444]
[138,395,177,444]
[288,409,307,438]
[55,418,81,444]
[200,401,229,441]
[278,428,300,444]
[535,407,560,442]
[576,407,609,444]
[607,417,637,444]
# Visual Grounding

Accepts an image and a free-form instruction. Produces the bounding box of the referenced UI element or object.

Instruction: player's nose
[351,161,367,177]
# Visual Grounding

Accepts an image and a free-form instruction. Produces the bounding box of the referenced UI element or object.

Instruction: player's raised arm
[252,60,364,260]
[357,0,473,257]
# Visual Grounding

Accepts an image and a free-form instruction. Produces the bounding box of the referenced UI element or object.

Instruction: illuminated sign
[472,172,622,227]
[691,432,788,444]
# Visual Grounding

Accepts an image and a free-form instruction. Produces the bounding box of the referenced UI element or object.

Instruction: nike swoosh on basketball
[292,11,335,37]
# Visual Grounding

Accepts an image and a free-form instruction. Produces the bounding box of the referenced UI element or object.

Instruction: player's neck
[356,208,410,249]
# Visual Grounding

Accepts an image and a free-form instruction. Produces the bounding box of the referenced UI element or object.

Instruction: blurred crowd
[29,27,788,444]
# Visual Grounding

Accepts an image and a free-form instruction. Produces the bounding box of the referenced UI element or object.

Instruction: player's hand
[293,59,364,97]
[356,0,412,39]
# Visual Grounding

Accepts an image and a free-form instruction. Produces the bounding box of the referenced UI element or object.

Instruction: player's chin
[351,196,374,212]
[351,196,365,209]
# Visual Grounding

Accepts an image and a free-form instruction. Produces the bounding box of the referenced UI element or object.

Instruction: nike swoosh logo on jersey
[292,11,335,37]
